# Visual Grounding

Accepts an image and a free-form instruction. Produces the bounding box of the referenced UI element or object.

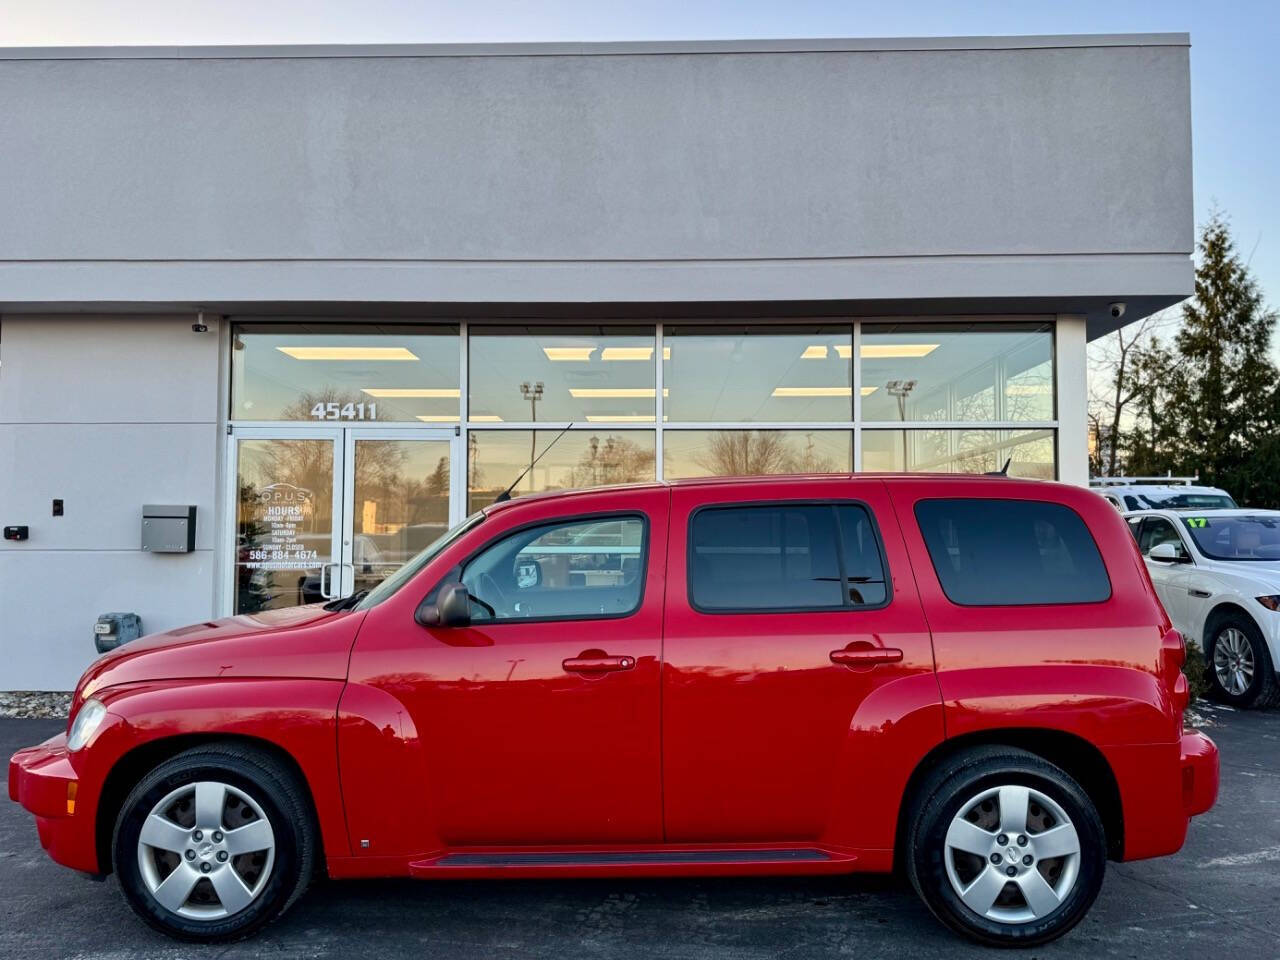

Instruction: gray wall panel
[0,41,1192,263]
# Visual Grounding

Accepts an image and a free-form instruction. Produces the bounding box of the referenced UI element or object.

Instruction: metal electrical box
[141,505,197,553]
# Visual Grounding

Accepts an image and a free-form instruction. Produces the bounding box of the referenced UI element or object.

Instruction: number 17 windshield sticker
[1187,517,1208,528]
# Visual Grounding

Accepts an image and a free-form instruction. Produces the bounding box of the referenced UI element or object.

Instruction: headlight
[67,699,107,751]
[1256,596,1280,611]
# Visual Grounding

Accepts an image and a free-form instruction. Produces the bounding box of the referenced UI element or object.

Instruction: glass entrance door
[339,428,455,602]
[229,427,459,614]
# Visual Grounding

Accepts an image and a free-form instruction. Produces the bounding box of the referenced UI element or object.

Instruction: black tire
[112,743,317,942]
[1205,613,1280,709]
[905,747,1107,948]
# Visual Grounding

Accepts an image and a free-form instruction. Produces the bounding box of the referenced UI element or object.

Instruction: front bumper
[1180,729,1219,817]
[8,734,102,874]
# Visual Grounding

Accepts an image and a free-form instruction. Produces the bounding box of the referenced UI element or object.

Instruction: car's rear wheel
[113,743,316,941]
[906,747,1106,947]
[1207,614,1280,708]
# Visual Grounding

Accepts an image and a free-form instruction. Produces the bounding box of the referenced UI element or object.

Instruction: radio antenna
[985,457,1013,477]
[494,423,575,502]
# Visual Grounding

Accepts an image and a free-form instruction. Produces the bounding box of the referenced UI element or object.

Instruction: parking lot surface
[4,705,1277,960]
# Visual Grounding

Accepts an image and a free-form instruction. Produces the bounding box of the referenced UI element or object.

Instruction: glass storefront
[468,429,657,513]
[232,324,460,422]
[860,322,1054,423]
[861,428,1056,479]
[468,326,658,423]
[662,430,852,479]
[227,319,1058,611]
[663,326,853,422]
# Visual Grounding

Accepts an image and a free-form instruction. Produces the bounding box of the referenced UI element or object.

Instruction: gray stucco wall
[0,36,1192,330]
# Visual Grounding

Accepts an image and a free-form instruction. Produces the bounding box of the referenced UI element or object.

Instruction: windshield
[1136,492,1237,510]
[1181,515,1280,561]
[353,512,485,610]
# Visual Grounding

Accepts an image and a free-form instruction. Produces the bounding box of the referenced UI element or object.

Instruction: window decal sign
[245,483,321,569]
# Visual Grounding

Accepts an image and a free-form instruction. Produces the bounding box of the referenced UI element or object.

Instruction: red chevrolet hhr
[10,475,1217,947]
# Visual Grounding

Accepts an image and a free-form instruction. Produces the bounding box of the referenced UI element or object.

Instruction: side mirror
[1149,542,1189,563]
[415,581,472,628]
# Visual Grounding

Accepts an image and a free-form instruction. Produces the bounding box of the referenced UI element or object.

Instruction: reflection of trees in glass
[903,429,1054,478]
[694,431,836,476]
[280,387,381,423]
[255,394,412,531]
[235,480,274,614]
[566,435,656,488]
[363,453,451,529]
[470,433,655,511]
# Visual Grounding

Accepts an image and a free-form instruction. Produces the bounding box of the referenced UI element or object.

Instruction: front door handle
[562,652,636,675]
[830,644,903,668]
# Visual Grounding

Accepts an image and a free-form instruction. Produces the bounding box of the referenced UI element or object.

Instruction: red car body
[10,475,1218,889]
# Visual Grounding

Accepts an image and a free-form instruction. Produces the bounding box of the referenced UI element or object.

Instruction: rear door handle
[562,653,636,674]
[830,646,903,667]
[1188,588,1211,598]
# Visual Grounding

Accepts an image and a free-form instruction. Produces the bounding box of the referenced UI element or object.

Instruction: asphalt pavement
[4,704,1277,959]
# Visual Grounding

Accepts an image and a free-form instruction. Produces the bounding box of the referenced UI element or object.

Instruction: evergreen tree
[1121,213,1279,505]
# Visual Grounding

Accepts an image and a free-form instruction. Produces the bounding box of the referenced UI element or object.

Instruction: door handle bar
[830,647,903,667]
[562,654,636,674]
[318,562,335,600]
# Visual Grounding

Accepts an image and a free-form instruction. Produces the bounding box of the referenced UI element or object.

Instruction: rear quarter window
[914,498,1111,606]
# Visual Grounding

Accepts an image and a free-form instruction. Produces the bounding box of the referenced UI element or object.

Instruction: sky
[2,0,1277,316]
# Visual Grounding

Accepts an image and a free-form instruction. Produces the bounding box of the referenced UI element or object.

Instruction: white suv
[1095,483,1237,513]
[1128,508,1280,708]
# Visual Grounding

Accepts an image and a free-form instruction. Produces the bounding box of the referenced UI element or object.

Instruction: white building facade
[0,35,1193,689]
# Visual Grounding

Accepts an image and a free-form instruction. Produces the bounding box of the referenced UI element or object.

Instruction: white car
[1127,508,1280,708]
[1096,483,1237,513]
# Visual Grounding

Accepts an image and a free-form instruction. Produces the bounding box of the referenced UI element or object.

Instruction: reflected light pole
[519,381,543,491]
[886,379,917,470]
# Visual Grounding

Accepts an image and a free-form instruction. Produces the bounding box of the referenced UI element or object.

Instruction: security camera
[1108,302,1127,320]
[191,321,208,333]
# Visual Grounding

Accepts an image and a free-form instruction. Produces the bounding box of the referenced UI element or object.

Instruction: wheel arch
[95,733,322,878]
[894,729,1125,866]
[1202,601,1260,657]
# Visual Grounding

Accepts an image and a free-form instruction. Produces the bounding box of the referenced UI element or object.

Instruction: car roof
[482,472,1051,515]
[1101,484,1230,495]
[1126,507,1280,518]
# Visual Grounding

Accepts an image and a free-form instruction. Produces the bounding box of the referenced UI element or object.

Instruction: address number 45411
[310,401,377,421]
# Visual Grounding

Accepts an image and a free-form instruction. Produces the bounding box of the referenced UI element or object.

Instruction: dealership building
[0,34,1193,690]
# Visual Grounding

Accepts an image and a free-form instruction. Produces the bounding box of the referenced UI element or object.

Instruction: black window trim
[429,509,652,627]
[913,496,1114,608]
[686,498,893,616]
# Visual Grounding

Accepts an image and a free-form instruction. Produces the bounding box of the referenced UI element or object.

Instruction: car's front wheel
[112,743,316,941]
[905,747,1106,947]
[1207,614,1280,709]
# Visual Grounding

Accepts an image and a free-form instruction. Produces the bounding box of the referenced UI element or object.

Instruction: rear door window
[914,499,1111,606]
[689,502,888,612]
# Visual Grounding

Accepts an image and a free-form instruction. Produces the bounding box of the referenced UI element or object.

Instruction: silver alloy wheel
[1214,626,1255,697]
[136,780,276,920]
[943,785,1081,924]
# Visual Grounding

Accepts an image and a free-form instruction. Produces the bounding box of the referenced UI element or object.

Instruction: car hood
[1200,559,1280,583]
[76,604,365,705]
